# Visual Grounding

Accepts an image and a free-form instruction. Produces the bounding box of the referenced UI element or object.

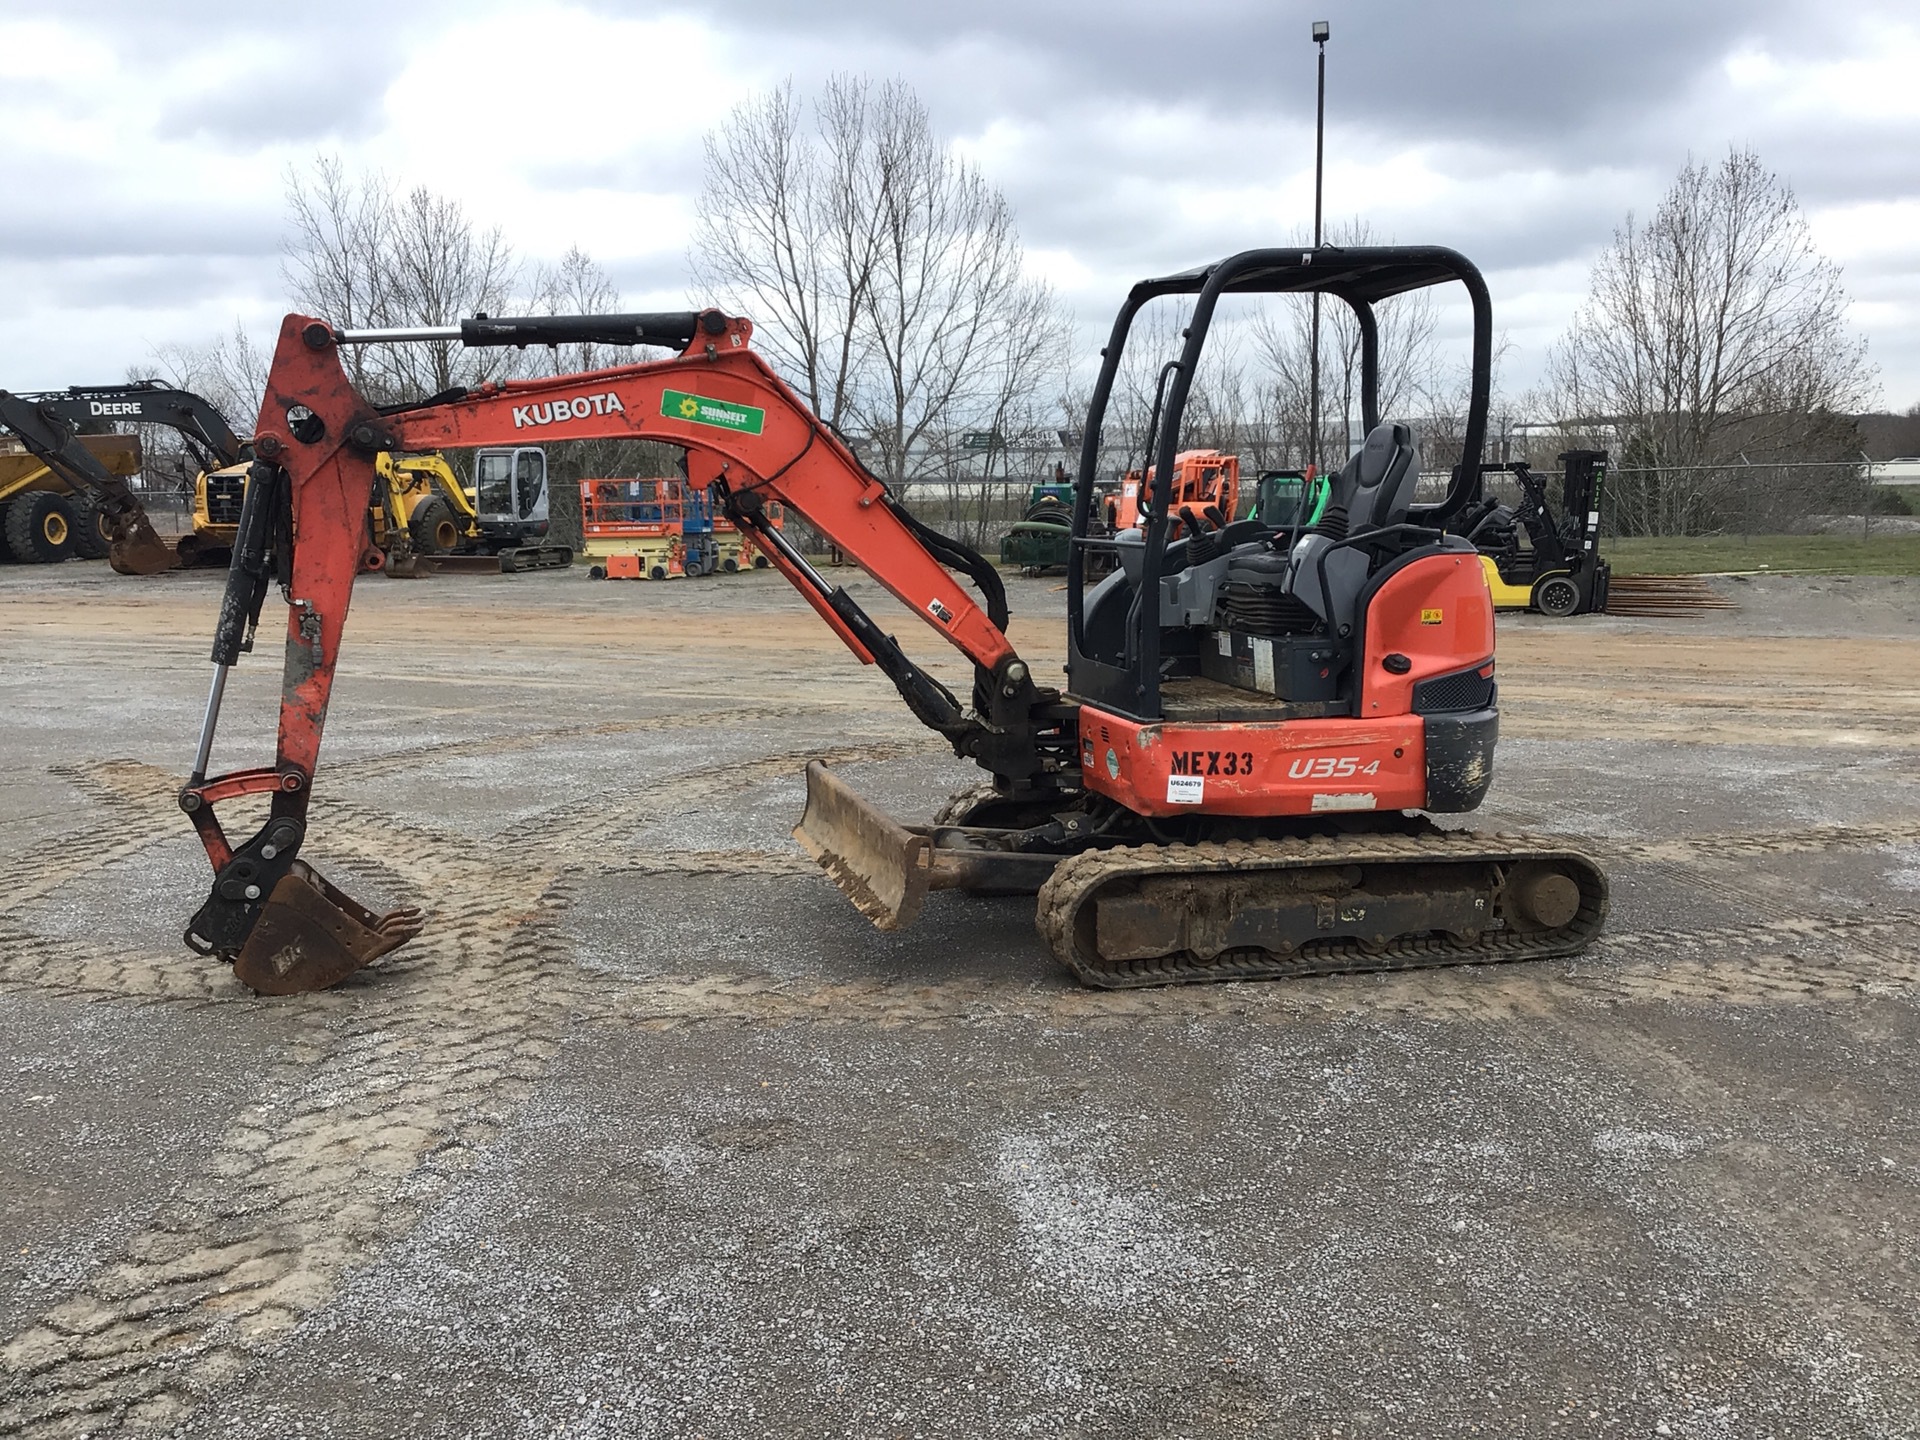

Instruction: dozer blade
[793,760,934,930]
[231,860,426,995]
[382,553,436,578]
[106,513,178,575]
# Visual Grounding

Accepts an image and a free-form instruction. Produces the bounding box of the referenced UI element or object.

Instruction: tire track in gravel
[0,765,186,917]
[328,703,869,783]
[0,738,935,1436]
[0,810,578,1434]
[4,752,1915,1434]
[499,735,942,852]
[556,909,1920,1033]
[1498,1010,1920,1412]
[1599,819,1920,865]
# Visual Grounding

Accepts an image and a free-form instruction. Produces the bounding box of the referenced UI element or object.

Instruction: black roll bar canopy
[1066,244,1496,720]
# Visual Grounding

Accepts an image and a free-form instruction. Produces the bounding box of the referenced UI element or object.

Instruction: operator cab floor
[1155,674,1347,725]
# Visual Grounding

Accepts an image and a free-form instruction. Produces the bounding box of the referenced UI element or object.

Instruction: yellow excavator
[190,446,570,575]
[0,383,236,573]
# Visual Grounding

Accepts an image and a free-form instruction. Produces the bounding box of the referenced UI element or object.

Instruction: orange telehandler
[178,246,1606,994]
[1106,448,1242,536]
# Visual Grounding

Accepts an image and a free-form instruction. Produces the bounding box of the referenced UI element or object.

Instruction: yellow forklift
[1457,450,1611,617]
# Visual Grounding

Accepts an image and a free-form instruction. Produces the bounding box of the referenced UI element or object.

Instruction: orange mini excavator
[179,245,1606,994]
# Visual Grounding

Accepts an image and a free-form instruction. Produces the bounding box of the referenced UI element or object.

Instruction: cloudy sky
[3,0,1917,411]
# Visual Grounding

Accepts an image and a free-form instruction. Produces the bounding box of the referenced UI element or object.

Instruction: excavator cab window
[513,448,546,520]
[475,450,514,518]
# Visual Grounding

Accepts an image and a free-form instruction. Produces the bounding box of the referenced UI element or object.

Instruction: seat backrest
[1325,421,1417,531]
[1280,422,1420,638]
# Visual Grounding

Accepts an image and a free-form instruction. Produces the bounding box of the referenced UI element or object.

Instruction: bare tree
[143,320,270,430]
[1542,146,1875,535]
[379,185,520,396]
[529,245,628,375]
[1086,301,1196,481]
[126,321,270,493]
[910,284,1072,550]
[1249,220,1443,468]
[283,156,522,403]
[690,76,1069,499]
[690,78,882,430]
[854,85,1062,488]
[524,245,681,545]
[282,156,393,395]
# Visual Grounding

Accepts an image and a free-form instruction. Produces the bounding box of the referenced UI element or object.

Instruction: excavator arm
[179,309,1059,993]
[0,388,198,574]
[21,383,247,471]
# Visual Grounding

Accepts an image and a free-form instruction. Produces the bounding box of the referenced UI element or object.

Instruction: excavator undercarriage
[794,763,1605,990]
[178,247,1607,995]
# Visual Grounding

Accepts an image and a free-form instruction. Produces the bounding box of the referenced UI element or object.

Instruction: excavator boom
[180,310,1053,991]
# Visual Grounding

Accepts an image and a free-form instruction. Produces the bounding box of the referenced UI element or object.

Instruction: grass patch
[1604,534,1920,576]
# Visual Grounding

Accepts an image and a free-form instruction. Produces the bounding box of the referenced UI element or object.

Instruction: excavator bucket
[231,860,426,995]
[793,761,934,930]
[106,511,178,576]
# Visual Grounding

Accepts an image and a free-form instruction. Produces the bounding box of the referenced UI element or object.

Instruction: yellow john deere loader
[0,431,143,564]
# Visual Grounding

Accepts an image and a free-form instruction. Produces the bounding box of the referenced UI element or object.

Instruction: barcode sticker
[1166,775,1205,804]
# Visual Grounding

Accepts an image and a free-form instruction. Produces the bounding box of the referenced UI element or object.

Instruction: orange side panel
[1073,550,1494,820]
[1357,552,1495,717]
[1079,709,1426,819]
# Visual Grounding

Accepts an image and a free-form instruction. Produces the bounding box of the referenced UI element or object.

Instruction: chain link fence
[1478,457,1917,539]
[109,434,1920,559]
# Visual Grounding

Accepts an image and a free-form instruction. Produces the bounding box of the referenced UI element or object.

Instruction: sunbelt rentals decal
[661,389,766,435]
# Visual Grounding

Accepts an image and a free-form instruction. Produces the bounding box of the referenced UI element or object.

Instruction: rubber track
[1035,831,1609,989]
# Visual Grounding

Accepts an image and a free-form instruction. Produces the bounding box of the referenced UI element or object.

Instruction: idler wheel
[1508,865,1581,930]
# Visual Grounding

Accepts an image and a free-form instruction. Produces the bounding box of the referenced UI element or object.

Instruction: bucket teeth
[230,860,425,995]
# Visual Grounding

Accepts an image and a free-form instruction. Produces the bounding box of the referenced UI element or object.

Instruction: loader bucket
[792,760,933,930]
[231,860,426,995]
[382,553,435,578]
[106,513,179,576]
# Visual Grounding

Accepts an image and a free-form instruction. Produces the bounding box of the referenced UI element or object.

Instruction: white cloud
[1,0,1916,405]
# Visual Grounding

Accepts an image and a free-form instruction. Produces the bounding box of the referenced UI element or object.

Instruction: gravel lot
[1,562,1917,1438]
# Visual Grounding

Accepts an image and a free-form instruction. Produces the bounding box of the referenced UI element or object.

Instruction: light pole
[1308,19,1328,472]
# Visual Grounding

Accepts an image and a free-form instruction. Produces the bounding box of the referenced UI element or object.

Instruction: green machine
[1000,481,1085,575]
[1240,469,1331,528]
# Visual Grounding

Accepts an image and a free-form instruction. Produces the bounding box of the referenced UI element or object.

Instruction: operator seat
[1282,421,1419,637]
